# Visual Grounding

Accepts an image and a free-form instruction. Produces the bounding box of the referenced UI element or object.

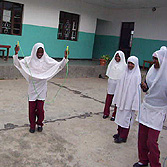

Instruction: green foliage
[100,54,111,61]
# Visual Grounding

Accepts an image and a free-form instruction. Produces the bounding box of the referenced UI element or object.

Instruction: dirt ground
[0,78,167,167]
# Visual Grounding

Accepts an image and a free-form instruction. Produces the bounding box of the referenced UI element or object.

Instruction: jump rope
[17,41,69,104]
[17,43,167,166]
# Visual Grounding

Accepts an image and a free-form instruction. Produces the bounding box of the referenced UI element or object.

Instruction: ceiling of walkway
[82,0,167,9]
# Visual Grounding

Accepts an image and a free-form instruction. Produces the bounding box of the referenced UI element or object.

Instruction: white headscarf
[106,50,126,80]
[113,56,141,111]
[145,49,167,107]
[160,46,167,51]
[14,43,68,81]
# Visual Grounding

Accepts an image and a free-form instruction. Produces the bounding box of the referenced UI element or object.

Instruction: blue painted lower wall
[92,34,120,60]
[1,24,167,66]
[0,24,95,59]
[92,34,167,66]
[131,38,167,66]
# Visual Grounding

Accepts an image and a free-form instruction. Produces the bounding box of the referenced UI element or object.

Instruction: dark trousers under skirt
[103,94,117,117]
[117,125,130,139]
[29,100,45,130]
[138,123,161,167]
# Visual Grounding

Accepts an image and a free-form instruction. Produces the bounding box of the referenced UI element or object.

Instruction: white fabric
[106,50,126,80]
[13,43,68,81]
[160,46,167,50]
[115,109,136,128]
[137,101,167,131]
[13,43,68,101]
[145,67,158,89]
[113,56,141,128]
[137,49,167,131]
[145,50,167,107]
[28,78,47,101]
[113,56,141,111]
[107,78,118,94]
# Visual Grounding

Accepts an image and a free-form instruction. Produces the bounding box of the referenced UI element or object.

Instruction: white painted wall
[95,7,167,41]
[7,0,167,41]
[9,0,108,34]
[95,19,113,36]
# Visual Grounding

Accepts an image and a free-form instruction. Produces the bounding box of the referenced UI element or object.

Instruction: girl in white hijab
[112,56,141,143]
[134,49,167,167]
[103,51,126,120]
[13,43,68,133]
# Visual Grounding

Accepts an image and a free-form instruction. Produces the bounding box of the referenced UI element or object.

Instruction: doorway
[119,22,135,60]
[92,19,113,60]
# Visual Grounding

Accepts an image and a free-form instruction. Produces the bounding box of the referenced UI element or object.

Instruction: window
[0,0,24,35]
[58,11,80,41]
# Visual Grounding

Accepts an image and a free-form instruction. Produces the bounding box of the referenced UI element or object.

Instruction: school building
[0,0,167,66]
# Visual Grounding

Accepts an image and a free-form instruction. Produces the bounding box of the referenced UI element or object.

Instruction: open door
[119,22,134,60]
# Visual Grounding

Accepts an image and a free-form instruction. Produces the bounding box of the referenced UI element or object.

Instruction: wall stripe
[92,34,167,66]
[1,24,167,65]
[131,38,167,66]
[0,24,95,59]
[92,34,120,59]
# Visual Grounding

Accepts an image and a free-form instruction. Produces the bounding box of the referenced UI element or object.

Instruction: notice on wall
[3,10,11,22]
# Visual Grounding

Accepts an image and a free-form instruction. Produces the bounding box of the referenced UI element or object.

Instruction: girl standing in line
[103,51,126,121]
[112,56,141,143]
[133,49,167,167]
[13,43,68,133]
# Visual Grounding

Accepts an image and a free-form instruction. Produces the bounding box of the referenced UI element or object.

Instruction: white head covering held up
[113,56,141,111]
[13,43,68,81]
[13,43,68,101]
[106,50,126,80]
